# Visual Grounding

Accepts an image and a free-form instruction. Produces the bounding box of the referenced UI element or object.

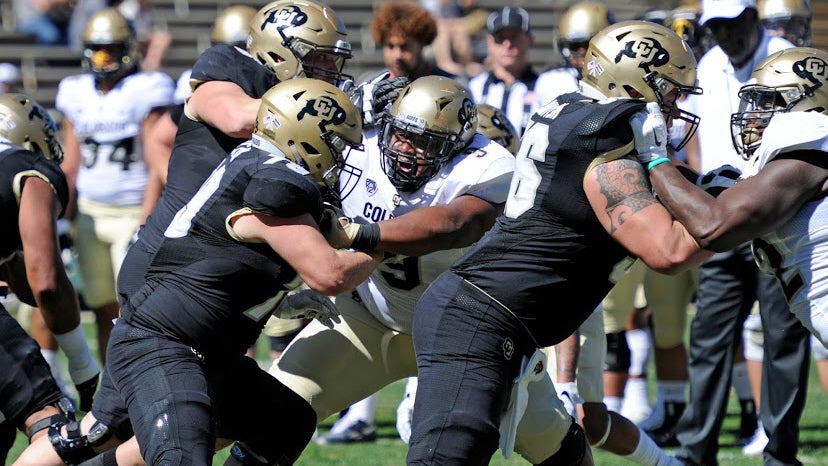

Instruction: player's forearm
[555,332,580,383]
[302,250,379,296]
[375,203,499,256]
[649,163,729,251]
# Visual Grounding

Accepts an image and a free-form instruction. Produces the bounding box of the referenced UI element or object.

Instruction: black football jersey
[121,46,280,298]
[452,93,646,347]
[0,143,68,261]
[124,141,323,358]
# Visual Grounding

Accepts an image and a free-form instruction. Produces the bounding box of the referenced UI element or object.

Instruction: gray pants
[675,244,810,466]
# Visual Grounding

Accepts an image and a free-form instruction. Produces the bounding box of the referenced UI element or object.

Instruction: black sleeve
[579,99,645,156]
[243,165,323,220]
[31,157,69,216]
[190,45,279,98]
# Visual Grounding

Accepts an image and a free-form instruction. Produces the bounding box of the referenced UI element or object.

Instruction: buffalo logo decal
[458,98,477,132]
[615,36,669,74]
[297,94,347,132]
[260,5,308,31]
[792,56,828,96]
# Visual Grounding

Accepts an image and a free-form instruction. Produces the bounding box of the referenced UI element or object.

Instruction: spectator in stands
[0,63,20,93]
[421,0,484,77]
[14,0,74,45]
[116,0,172,71]
[467,7,546,135]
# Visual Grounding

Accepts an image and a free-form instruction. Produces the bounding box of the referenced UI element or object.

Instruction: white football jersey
[747,112,828,341]
[56,71,175,206]
[340,130,515,333]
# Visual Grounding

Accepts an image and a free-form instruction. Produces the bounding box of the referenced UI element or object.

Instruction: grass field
[6,317,828,465]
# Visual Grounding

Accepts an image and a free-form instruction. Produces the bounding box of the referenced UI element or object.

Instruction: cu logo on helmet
[297,95,346,131]
[793,56,828,94]
[260,5,308,31]
[458,98,475,129]
[615,37,669,74]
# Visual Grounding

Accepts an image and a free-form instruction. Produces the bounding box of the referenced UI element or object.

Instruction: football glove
[696,164,741,197]
[371,76,408,119]
[274,289,340,328]
[319,203,358,249]
[629,102,669,165]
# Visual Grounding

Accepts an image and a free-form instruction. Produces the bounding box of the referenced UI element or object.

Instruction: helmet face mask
[758,0,812,46]
[731,47,828,159]
[82,8,137,83]
[583,20,702,150]
[378,76,477,192]
[254,78,363,203]
[248,0,353,85]
[0,94,63,163]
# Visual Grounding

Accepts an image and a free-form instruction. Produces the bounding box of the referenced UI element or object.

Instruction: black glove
[75,373,99,412]
[371,77,409,120]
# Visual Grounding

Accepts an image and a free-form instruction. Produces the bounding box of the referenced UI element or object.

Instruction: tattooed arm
[584,157,711,274]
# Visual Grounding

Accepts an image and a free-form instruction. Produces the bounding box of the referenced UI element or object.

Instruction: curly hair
[371,1,438,46]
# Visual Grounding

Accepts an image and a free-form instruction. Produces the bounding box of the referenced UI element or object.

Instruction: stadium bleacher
[0,0,825,111]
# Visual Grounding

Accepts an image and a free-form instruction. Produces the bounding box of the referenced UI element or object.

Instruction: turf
[6,320,828,465]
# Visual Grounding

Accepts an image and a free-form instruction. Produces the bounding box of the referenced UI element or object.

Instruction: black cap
[487,7,531,35]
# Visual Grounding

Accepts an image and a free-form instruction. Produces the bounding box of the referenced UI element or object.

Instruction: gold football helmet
[0,94,63,163]
[82,8,138,82]
[212,5,257,47]
[248,0,352,85]
[558,2,615,70]
[253,78,362,200]
[476,104,519,155]
[757,0,812,46]
[731,47,828,158]
[582,20,702,150]
[380,76,477,192]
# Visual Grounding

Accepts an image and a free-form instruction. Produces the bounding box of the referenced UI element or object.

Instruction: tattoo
[596,159,658,233]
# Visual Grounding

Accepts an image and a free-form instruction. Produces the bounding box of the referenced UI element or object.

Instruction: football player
[757,0,812,47]
[0,94,94,464]
[17,79,378,466]
[225,75,520,461]
[401,21,711,465]
[57,7,175,365]
[641,46,828,352]
[476,103,520,155]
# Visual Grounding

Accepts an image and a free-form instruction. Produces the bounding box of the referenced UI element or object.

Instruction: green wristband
[646,157,671,171]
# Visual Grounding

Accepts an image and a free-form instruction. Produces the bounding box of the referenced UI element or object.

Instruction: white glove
[629,102,669,165]
[273,289,340,328]
[555,381,582,420]
[696,164,741,197]
[318,203,359,249]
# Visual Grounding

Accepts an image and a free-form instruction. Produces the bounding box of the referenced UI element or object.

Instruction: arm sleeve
[243,165,323,220]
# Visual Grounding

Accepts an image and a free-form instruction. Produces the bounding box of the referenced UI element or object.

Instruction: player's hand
[274,289,341,328]
[319,203,360,249]
[75,373,100,412]
[371,77,408,120]
[629,102,669,165]
[696,164,741,197]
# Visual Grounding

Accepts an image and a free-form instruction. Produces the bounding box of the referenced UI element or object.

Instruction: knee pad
[26,396,76,441]
[231,396,316,465]
[48,419,97,464]
[535,421,587,466]
[604,331,631,373]
[86,419,114,448]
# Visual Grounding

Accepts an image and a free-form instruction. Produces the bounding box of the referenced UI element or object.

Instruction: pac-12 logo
[615,36,669,74]
[793,56,828,96]
[297,94,347,132]
[260,5,308,31]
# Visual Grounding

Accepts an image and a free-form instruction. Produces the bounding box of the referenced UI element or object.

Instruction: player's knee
[604,331,630,373]
[47,418,97,464]
[535,421,587,466]
[232,393,317,465]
